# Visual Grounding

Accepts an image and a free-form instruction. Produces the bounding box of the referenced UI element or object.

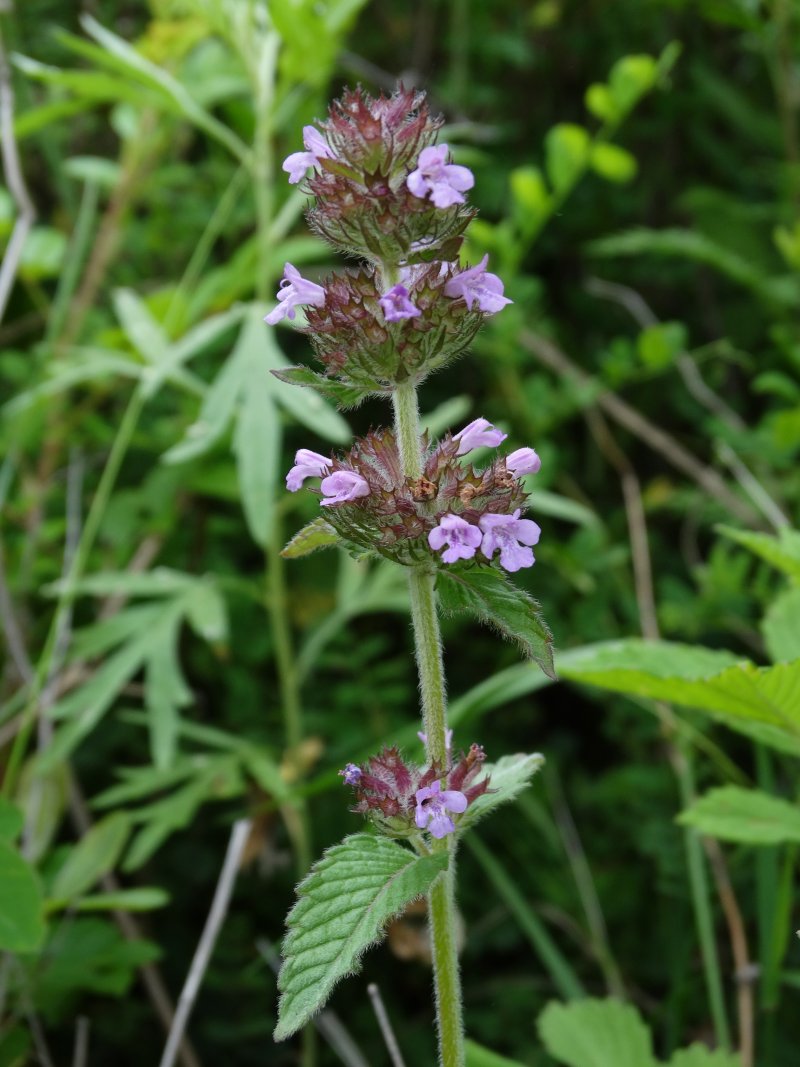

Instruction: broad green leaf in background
[717,524,800,583]
[465,1040,528,1067]
[0,799,23,843]
[274,834,448,1040]
[458,753,545,831]
[538,998,657,1067]
[0,842,46,952]
[678,787,800,846]
[282,517,341,559]
[50,812,131,902]
[437,568,555,679]
[262,328,350,444]
[762,588,800,663]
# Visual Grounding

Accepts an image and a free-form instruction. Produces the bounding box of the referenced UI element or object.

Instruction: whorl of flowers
[271,86,542,575]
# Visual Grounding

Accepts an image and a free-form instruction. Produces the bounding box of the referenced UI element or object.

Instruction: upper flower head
[506,447,541,477]
[264,263,326,326]
[407,143,475,210]
[414,780,468,839]
[444,255,512,315]
[282,125,335,184]
[453,417,508,456]
[286,449,331,492]
[479,509,541,572]
[320,470,371,507]
[379,284,421,323]
[428,514,482,564]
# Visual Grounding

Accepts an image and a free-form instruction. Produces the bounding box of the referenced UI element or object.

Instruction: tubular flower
[282,125,335,184]
[479,509,541,573]
[414,780,468,839]
[320,470,370,507]
[444,254,512,314]
[338,763,363,786]
[428,514,482,564]
[379,284,421,322]
[286,449,331,492]
[453,417,507,456]
[264,263,326,326]
[406,144,475,209]
[505,447,541,477]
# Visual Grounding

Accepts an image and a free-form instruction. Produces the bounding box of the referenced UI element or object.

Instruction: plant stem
[392,378,465,1067]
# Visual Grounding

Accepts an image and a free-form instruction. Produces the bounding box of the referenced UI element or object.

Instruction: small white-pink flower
[282,125,334,184]
[407,144,475,209]
[428,514,482,564]
[479,509,541,573]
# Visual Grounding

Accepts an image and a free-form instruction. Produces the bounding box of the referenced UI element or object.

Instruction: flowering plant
[269,86,553,1067]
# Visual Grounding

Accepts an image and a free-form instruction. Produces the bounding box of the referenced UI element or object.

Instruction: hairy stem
[393,379,465,1067]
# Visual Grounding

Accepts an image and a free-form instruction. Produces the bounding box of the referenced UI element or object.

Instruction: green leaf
[458,753,544,831]
[668,1046,742,1067]
[436,568,555,679]
[275,834,448,1040]
[64,155,121,188]
[270,365,371,409]
[717,525,800,583]
[585,83,619,124]
[545,124,590,195]
[61,887,170,913]
[183,580,228,644]
[232,314,281,547]
[678,786,800,846]
[590,143,638,184]
[282,517,341,559]
[465,1040,528,1067]
[0,799,23,843]
[609,54,658,113]
[510,165,551,232]
[538,998,657,1067]
[561,640,800,741]
[637,322,687,369]
[145,613,192,769]
[50,812,130,901]
[763,588,800,663]
[113,287,169,362]
[21,228,67,279]
[0,841,46,952]
[162,340,246,463]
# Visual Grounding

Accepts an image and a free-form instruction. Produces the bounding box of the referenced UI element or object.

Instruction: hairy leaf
[282,517,341,559]
[678,787,800,845]
[275,834,448,1040]
[459,753,544,830]
[437,568,555,678]
[270,365,372,409]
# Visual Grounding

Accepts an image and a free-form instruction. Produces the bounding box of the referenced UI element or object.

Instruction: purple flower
[406,144,475,210]
[428,514,482,564]
[479,509,541,573]
[320,470,370,507]
[414,780,468,839]
[339,763,362,786]
[506,447,541,477]
[453,417,508,456]
[286,449,331,492]
[444,255,512,315]
[418,728,453,752]
[379,284,421,322]
[264,263,326,326]
[282,125,334,184]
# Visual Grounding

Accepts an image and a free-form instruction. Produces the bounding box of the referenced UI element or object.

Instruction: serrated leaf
[275,834,448,1040]
[678,786,800,845]
[459,753,544,831]
[50,812,130,901]
[0,842,45,952]
[668,1046,742,1067]
[436,568,555,679]
[538,998,657,1067]
[282,517,341,559]
[270,366,371,409]
[560,641,800,742]
[717,524,800,582]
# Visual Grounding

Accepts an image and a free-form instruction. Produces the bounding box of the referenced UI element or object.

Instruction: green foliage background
[1,1,799,1065]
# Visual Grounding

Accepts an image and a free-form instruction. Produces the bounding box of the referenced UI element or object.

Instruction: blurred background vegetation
[0,1,799,1065]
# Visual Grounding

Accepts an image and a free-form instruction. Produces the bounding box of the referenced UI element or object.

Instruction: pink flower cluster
[285,449,369,506]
